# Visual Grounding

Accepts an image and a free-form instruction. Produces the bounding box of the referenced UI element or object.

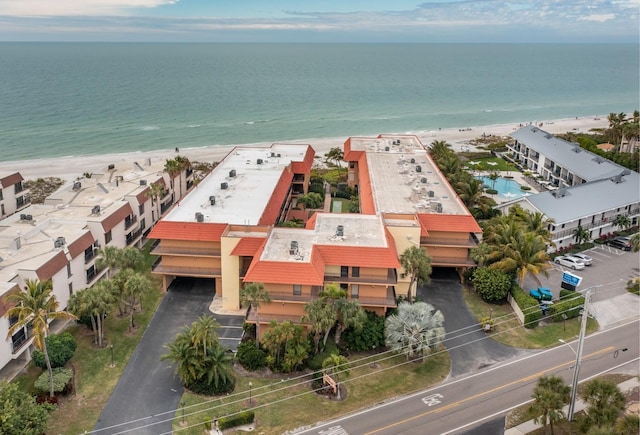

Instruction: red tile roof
[244,246,325,285]
[305,212,318,229]
[357,155,376,215]
[67,231,95,259]
[36,251,68,281]
[0,284,20,317]
[231,237,266,256]
[102,203,134,232]
[418,213,482,233]
[290,146,315,173]
[0,172,24,188]
[316,244,400,268]
[149,221,228,242]
[258,169,293,225]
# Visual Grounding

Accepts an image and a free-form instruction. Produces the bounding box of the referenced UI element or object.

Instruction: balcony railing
[160,199,174,214]
[11,327,32,354]
[84,249,97,264]
[126,228,143,245]
[151,262,222,277]
[356,287,397,308]
[152,245,221,256]
[421,234,478,248]
[124,215,138,230]
[268,287,322,303]
[324,268,397,285]
[429,257,477,267]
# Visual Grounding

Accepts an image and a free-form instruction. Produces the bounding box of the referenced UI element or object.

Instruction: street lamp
[371,345,377,367]
[181,400,185,424]
[248,382,253,406]
[109,344,114,368]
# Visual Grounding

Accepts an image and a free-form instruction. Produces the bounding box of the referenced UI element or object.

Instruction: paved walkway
[505,377,640,434]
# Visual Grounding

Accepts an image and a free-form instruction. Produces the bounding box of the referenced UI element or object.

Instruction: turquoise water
[0,43,637,162]
[477,176,530,200]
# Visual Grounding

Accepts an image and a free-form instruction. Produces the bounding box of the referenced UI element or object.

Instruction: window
[293,284,302,296]
[351,267,360,277]
[340,266,348,277]
[140,218,146,231]
[105,230,112,244]
[68,283,73,296]
[0,189,3,200]
[139,204,145,215]
[351,284,359,299]
[67,263,72,277]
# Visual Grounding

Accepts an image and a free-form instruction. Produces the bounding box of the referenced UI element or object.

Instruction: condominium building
[0,171,30,219]
[149,136,481,336]
[0,158,193,378]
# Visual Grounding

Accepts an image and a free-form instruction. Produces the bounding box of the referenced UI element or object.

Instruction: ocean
[0,43,637,163]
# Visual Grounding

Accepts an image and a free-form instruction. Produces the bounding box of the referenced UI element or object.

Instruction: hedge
[32,332,77,369]
[236,341,267,371]
[34,367,73,394]
[510,285,541,328]
[217,410,255,431]
[549,292,585,322]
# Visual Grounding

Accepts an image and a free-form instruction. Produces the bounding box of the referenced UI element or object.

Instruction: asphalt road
[294,319,640,435]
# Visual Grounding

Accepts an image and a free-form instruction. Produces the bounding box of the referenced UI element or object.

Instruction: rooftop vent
[416,165,422,173]
[195,212,204,223]
[336,225,344,237]
[92,205,101,215]
[221,182,228,190]
[134,161,144,171]
[410,158,416,164]
[140,180,147,186]
[552,187,568,198]
[209,196,216,206]
[572,147,582,153]
[72,181,82,191]
[229,169,236,178]
[592,156,605,164]
[54,237,66,248]
[384,146,390,152]
[544,133,553,139]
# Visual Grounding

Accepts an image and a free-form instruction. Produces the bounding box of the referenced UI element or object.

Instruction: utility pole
[567,289,591,421]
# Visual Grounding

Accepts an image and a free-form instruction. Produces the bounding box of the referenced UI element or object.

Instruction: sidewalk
[505,377,640,434]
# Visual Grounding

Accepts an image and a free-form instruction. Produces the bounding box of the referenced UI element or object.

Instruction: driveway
[418,269,527,378]
[93,278,244,435]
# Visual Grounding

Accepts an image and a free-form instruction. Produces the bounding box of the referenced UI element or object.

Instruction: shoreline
[0,116,609,182]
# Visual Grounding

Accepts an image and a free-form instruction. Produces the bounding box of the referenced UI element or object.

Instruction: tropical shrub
[236,341,267,371]
[342,311,385,352]
[0,381,54,435]
[187,376,235,396]
[472,267,511,302]
[510,286,541,328]
[217,410,255,431]
[34,367,73,395]
[549,292,584,322]
[32,333,77,369]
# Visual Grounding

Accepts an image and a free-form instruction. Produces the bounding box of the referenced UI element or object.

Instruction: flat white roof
[350,135,468,215]
[165,144,310,225]
[261,213,388,262]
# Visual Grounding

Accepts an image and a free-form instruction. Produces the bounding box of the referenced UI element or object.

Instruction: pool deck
[475,171,541,204]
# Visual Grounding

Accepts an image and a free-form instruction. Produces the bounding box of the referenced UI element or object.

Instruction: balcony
[124,215,138,230]
[14,183,26,194]
[160,199,174,214]
[268,287,322,303]
[324,269,397,285]
[246,309,303,324]
[151,261,221,277]
[356,287,397,308]
[84,248,97,264]
[186,167,193,177]
[429,256,477,267]
[152,245,221,257]
[126,228,143,245]
[421,234,478,248]
[11,327,32,354]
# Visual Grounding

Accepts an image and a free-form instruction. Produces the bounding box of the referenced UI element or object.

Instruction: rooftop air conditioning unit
[336,225,344,237]
[257,159,263,165]
[20,214,26,220]
[289,240,299,256]
[416,165,422,173]
[221,182,228,190]
[25,214,32,221]
[421,177,427,184]
[108,164,115,170]
[276,153,281,157]
[209,196,216,206]
[195,212,204,223]
[54,237,66,248]
[140,180,147,186]
[270,152,276,157]
[384,146,390,152]
[92,205,101,214]
[72,181,82,191]
[428,190,435,197]
[410,158,416,164]
[229,170,236,178]
[435,203,443,213]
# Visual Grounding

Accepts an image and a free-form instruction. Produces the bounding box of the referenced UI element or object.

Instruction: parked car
[605,237,632,251]
[554,255,586,270]
[567,253,593,266]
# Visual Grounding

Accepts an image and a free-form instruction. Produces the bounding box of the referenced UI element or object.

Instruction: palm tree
[456,178,495,216]
[630,232,640,252]
[96,245,122,279]
[190,315,220,356]
[573,225,590,245]
[122,273,152,329]
[302,298,336,353]
[519,211,555,247]
[529,375,570,435]
[68,281,116,347]
[5,279,77,397]
[385,301,445,361]
[240,282,271,347]
[613,214,631,232]
[333,297,366,346]
[428,140,451,162]
[399,246,432,302]
[322,353,350,399]
[161,328,201,386]
[488,171,499,190]
[581,379,626,429]
[614,414,640,435]
[200,345,235,391]
[490,231,550,287]
[297,192,323,210]
[324,147,344,168]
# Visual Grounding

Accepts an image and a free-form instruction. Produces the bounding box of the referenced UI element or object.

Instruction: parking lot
[523,244,640,328]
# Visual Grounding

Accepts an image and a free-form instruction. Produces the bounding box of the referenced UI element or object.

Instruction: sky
[0,0,638,43]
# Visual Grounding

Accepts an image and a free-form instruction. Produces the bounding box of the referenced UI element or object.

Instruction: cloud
[0,0,177,16]
[578,13,616,23]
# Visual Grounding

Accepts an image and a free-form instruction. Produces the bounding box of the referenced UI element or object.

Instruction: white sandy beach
[0,116,609,182]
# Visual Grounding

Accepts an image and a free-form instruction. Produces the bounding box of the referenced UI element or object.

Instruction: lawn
[171,351,451,434]
[462,286,598,349]
[464,156,518,172]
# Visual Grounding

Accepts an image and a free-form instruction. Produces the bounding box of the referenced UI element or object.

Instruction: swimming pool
[476,176,530,200]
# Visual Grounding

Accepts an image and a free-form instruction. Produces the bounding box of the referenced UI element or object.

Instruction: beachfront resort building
[498,126,640,248]
[0,171,30,219]
[0,159,194,378]
[149,136,481,337]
